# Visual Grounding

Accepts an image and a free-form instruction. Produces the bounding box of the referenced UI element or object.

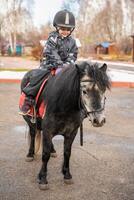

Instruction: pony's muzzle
[90,112,106,127]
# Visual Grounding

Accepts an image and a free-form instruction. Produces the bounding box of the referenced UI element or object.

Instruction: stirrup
[30,105,36,123]
[18,109,31,116]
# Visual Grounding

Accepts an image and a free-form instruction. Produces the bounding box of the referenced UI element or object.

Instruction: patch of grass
[0,68,28,72]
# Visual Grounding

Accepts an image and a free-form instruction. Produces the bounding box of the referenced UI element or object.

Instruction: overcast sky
[33,0,63,27]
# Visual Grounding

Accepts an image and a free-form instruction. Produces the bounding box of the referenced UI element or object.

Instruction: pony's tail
[27,130,42,154]
[35,130,42,154]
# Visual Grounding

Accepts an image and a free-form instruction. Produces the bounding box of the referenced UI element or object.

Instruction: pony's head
[76,61,111,127]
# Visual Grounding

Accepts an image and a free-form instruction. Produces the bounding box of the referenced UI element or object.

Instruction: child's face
[58,27,72,38]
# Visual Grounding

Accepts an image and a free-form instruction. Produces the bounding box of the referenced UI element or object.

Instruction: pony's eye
[83,90,87,95]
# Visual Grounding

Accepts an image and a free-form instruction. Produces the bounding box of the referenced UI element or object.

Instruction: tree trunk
[9,32,16,55]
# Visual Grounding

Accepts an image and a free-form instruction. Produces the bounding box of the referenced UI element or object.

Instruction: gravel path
[0,83,134,200]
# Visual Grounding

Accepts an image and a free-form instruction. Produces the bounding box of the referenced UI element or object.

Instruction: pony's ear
[100,63,107,72]
[75,63,86,77]
[75,61,88,73]
[75,64,80,72]
[75,63,83,74]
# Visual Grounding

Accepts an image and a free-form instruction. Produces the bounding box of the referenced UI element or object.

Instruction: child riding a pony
[19,9,78,115]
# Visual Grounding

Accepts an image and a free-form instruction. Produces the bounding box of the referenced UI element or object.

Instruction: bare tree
[61,0,80,14]
[76,0,124,55]
[89,1,123,43]
[0,0,34,54]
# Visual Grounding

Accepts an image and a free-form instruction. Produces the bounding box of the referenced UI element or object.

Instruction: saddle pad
[19,78,48,118]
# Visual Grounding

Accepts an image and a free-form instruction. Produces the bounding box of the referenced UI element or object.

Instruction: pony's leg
[38,132,52,190]
[26,125,36,161]
[62,130,77,183]
[50,142,57,158]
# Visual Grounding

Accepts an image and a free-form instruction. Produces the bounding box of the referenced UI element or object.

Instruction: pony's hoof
[38,183,49,190]
[25,156,34,162]
[50,152,57,158]
[64,178,74,185]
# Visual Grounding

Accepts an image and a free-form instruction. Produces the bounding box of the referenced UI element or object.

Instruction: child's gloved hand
[63,63,70,68]
[55,67,62,75]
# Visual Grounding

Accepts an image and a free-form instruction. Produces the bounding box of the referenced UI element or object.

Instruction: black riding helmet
[53,9,75,29]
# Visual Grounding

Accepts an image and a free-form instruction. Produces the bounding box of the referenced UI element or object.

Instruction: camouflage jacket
[42,31,78,68]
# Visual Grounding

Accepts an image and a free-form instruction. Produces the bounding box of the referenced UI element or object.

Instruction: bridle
[80,79,106,119]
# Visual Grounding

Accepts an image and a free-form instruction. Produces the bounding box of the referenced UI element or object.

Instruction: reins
[79,78,106,145]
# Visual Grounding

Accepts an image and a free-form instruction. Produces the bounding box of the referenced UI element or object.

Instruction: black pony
[20,61,111,190]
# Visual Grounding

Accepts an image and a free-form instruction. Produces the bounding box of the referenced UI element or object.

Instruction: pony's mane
[44,65,80,113]
[86,62,111,91]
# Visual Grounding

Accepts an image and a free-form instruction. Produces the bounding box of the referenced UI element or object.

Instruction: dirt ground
[0,83,134,200]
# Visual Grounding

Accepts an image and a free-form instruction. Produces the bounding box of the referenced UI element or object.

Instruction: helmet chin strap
[70,28,75,35]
